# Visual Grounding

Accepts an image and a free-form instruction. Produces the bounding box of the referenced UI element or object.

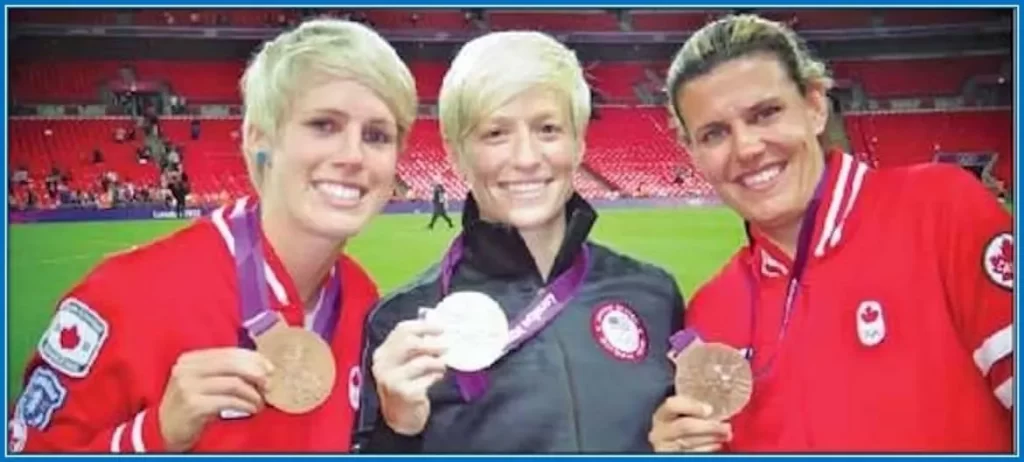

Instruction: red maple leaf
[861,306,879,323]
[59,325,80,350]
[989,238,1014,282]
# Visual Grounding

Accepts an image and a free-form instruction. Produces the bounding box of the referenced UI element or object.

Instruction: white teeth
[741,165,782,189]
[317,183,361,201]
[506,182,545,193]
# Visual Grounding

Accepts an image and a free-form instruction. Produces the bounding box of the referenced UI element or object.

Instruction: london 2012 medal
[254,321,336,414]
[423,291,509,372]
[673,342,753,421]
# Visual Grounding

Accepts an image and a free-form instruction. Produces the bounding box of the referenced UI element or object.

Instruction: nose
[333,125,366,166]
[731,124,766,163]
[510,126,543,170]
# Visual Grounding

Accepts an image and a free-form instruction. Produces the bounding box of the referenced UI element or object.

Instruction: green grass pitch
[7,206,744,402]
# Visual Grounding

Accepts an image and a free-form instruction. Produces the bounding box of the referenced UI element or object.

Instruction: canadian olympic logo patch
[983,232,1014,290]
[348,366,362,412]
[591,302,648,362]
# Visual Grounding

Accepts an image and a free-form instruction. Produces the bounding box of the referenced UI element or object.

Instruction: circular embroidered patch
[983,232,1014,290]
[591,302,648,362]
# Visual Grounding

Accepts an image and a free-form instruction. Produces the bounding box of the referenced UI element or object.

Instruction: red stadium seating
[488,10,620,32]
[133,60,246,103]
[12,106,1012,205]
[9,118,162,192]
[409,62,446,102]
[587,62,647,103]
[12,60,454,104]
[630,10,721,32]
[11,61,125,103]
[646,55,1008,99]
[831,55,1006,98]
[365,9,470,30]
[844,108,1013,186]
[9,8,120,25]
[756,9,876,29]
[882,8,1007,26]
[583,108,711,198]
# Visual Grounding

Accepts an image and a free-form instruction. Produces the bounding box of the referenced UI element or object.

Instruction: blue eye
[699,127,725,145]
[307,119,336,133]
[363,127,395,145]
[540,123,562,134]
[754,105,782,123]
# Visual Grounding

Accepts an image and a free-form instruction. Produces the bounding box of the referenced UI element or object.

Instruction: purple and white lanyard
[438,234,591,401]
[669,170,827,380]
[227,205,341,344]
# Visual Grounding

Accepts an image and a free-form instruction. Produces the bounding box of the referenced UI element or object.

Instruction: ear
[244,125,272,164]
[804,81,830,136]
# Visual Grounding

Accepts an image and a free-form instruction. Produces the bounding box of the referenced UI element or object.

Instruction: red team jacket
[9,200,378,453]
[688,153,1013,452]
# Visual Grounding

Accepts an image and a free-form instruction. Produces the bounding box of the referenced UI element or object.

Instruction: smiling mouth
[313,181,365,205]
[498,179,552,199]
[736,162,786,191]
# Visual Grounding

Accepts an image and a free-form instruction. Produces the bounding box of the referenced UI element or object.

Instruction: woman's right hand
[371,319,448,436]
[158,348,274,452]
[649,395,733,452]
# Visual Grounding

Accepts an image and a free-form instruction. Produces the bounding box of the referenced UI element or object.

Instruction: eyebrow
[307,108,396,128]
[693,96,783,134]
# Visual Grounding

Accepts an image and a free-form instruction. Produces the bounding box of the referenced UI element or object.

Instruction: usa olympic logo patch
[591,302,648,362]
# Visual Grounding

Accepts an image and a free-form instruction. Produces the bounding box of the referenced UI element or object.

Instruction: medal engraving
[673,343,753,421]
[254,323,336,414]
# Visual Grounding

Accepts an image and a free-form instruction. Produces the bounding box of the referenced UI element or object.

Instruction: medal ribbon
[739,171,827,379]
[438,233,591,401]
[227,203,341,343]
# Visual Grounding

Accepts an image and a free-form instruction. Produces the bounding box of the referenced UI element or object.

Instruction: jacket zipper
[553,330,583,450]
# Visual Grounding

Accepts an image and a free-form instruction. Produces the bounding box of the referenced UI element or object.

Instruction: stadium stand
[830,55,1007,98]
[845,108,1013,183]
[487,9,620,31]
[8,8,1014,211]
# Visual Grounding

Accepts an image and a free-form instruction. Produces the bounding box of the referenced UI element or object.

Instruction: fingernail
[703,404,713,417]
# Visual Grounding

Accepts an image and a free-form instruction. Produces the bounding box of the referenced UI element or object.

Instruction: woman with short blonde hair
[357,30,684,453]
[10,18,418,453]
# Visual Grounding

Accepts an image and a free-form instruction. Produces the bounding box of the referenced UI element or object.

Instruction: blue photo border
[1,2,1020,459]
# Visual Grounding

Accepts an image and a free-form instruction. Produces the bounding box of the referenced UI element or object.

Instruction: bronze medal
[254,322,337,414]
[673,342,753,421]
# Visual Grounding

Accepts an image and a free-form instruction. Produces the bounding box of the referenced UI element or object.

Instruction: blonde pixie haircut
[438,31,591,166]
[240,18,418,189]
[666,14,833,142]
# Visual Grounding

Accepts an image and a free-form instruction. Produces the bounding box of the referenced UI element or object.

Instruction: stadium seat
[831,55,1006,98]
[487,10,620,32]
[845,108,1013,187]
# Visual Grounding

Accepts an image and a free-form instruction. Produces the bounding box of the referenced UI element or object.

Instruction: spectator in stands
[191,118,201,140]
[650,14,1012,453]
[92,147,104,164]
[425,177,453,229]
[168,173,189,218]
[9,18,418,453]
[45,167,61,197]
[167,147,182,170]
[12,166,28,185]
[359,30,683,453]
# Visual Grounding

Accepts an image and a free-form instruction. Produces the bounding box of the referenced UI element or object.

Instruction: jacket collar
[460,191,597,282]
